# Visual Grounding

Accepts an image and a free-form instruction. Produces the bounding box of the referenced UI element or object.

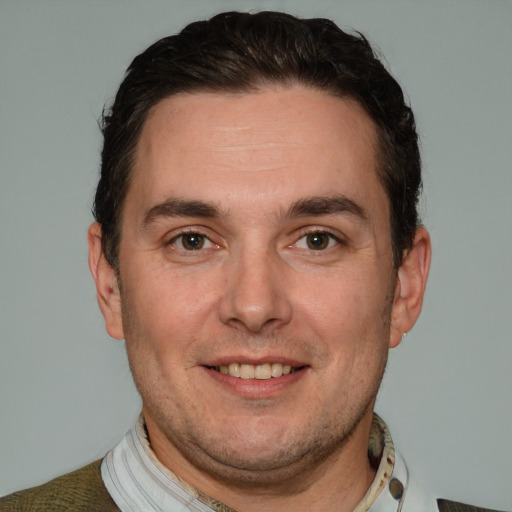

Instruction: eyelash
[167,230,217,252]
[166,228,344,253]
[294,230,344,251]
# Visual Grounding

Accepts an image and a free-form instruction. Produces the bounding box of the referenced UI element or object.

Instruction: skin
[89,87,431,512]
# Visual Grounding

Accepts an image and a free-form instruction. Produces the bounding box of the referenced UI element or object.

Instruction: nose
[219,247,292,333]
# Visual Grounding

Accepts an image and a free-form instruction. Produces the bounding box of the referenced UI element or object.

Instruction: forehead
[128,87,386,220]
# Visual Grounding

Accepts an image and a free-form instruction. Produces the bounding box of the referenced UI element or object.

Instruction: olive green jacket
[0,460,505,512]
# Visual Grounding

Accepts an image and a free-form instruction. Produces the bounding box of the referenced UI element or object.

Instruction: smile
[210,363,300,380]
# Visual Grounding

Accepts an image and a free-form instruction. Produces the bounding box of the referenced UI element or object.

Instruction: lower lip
[202,366,308,399]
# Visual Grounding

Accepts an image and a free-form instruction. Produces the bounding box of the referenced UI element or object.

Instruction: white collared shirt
[101,414,438,511]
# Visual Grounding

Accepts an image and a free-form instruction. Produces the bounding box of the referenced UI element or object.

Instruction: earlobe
[88,222,124,340]
[389,227,431,348]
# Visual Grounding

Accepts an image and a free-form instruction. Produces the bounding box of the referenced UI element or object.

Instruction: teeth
[271,363,283,378]
[228,363,240,377]
[240,364,255,379]
[255,363,271,380]
[216,362,298,380]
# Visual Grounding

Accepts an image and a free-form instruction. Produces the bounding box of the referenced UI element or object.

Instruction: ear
[88,222,124,340]
[389,227,431,348]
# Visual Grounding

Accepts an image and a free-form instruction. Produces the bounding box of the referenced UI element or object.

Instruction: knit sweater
[1,459,119,512]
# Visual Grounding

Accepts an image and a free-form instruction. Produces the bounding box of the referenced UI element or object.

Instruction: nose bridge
[219,241,292,332]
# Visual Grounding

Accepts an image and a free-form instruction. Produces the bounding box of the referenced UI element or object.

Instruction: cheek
[120,263,222,363]
[293,268,392,364]
[125,258,217,313]
[296,266,387,327]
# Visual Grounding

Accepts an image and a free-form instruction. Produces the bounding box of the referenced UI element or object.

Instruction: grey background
[1,0,511,509]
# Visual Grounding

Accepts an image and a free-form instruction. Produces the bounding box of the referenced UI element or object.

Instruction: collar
[101,413,411,512]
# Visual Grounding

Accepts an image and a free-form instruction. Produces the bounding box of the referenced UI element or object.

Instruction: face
[96,87,409,486]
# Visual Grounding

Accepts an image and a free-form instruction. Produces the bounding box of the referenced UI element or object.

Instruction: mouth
[207,362,304,380]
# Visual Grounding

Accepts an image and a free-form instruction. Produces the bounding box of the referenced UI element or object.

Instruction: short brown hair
[94,11,421,269]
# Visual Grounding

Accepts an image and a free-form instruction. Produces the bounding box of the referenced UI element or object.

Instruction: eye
[296,232,338,251]
[171,232,214,251]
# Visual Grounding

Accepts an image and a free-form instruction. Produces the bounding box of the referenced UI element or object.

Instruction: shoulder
[0,459,120,512]
[437,498,509,512]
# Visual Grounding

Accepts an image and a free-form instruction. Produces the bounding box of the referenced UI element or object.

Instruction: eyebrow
[142,198,220,228]
[142,194,367,229]
[286,196,368,220]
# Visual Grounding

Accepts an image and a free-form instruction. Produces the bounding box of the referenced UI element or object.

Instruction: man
[0,10,503,512]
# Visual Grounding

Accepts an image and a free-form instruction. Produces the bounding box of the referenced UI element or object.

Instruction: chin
[189,442,321,486]
[174,414,360,487]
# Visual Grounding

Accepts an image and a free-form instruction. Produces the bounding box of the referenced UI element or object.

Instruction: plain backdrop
[1,0,511,509]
